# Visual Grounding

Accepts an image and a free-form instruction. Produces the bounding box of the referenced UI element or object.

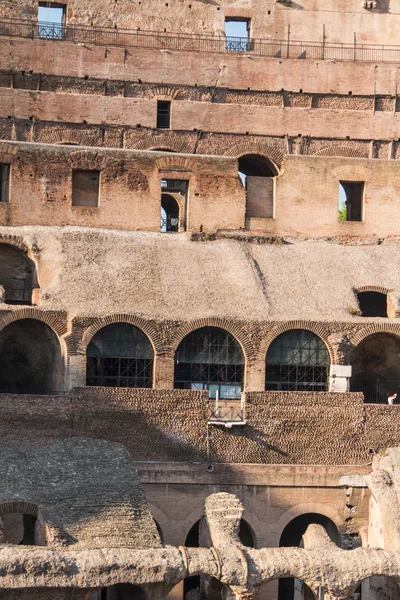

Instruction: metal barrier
[208,399,245,423]
[2,18,400,63]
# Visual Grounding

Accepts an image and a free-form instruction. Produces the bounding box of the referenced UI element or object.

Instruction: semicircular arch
[224,141,284,170]
[259,321,336,364]
[351,324,400,348]
[316,145,368,159]
[79,314,163,355]
[171,318,253,361]
[273,502,343,548]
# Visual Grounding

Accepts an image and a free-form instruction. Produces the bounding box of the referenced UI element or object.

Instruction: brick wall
[0,389,399,465]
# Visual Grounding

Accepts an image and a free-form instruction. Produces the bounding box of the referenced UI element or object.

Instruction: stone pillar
[154,352,175,389]
[68,354,87,389]
[329,365,352,392]
[245,359,265,392]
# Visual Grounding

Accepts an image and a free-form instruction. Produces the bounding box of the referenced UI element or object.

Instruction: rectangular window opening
[157,101,171,129]
[0,164,10,203]
[338,181,364,222]
[72,170,100,207]
[38,3,66,40]
[225,18,251,52]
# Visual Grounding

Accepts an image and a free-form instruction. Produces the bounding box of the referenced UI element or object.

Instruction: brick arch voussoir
[224,141,285,170]
[351,323,400,348]
[0,500,39,517]
[0,234,31,256]
[316,145,368,159]
[78,314,163,355]
[171,318,253,361]
[259,321,336,364]
[0,309,68,338]
[125,134,196,154]
[155,155,196,171]
[355,285,392,295]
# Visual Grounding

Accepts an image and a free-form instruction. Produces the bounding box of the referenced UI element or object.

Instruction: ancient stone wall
[0,389,398,465]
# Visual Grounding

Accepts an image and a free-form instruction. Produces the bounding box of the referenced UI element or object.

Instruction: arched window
[238,154,278,221]
[279,513,339,600]
[351,333,400,403]
[161,193,180,232]
[265,330,330,392]
[86,324,153,388]
[0,244,38,305]
[174,327,244,399]
[0,319,62,394]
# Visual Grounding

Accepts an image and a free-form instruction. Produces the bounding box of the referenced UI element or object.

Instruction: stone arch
[171,318,253,360]
[272,502,343,548]
[0,500,42,547]
[224,141,284,170]
[355,285,392,295]
[0,308,68,339]
[146,85,181,100]
[0,500,39,517]
[147,504,168,544]
[316,145,368,158]
[37,128,100,147]
[155,155,196,172]
[0,234,33,257]
[259,321,336,364]
[0,316,66,394]
[78,314,163,355]
[351,324,400,348]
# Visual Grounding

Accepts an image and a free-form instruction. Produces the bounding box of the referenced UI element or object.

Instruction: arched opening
[86,323,154,389]
[265,330,330,391]
[353,576,400,600]
[101,585,147,600]
[278,513,339,600]
[183,518,255,600]
[356,291,388,318]
[351,333,400,403]
[174,327,244,399]
[238,154,278,221]
[161,193,180,233]
[0,319,63,394]
[1,513,37,545]
[0,244,38,305]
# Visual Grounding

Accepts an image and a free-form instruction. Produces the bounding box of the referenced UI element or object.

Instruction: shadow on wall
[0,319,63,394]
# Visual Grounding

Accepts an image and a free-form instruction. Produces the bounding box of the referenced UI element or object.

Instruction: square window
[0,164,10,203]
[225,18,251,52]
[38,3,66,40]
[338,181,364,222]
[72,170,100,207]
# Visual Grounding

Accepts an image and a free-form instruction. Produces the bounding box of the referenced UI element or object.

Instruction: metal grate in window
[174,327,244,399]
[265,330,329,391]
[86,323,153,388]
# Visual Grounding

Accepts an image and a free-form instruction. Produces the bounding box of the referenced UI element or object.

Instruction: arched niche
[265,329,330,392]
[0,319,63,394]
[278,513,339,600]
[351,332,400,403]
[174,326,244,399]
[86,323,154,389]
[0,244,38,305]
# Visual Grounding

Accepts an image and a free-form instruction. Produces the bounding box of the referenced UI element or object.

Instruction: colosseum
[1,0,400,599]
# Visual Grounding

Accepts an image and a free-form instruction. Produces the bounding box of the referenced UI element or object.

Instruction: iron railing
[160,216,185,232]
[2,18,400,63]
[208,399,245,423]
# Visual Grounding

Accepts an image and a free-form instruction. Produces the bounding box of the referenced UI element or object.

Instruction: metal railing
[208,399,245,423]
[2,18,400,63]
[354,380,400,404]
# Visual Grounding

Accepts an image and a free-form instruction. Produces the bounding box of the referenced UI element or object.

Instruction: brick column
[153,351,175,389]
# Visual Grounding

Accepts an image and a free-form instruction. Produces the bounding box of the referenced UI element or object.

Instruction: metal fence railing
[2,18,400,63]
[208,399,245,423]
[353,380,400,404]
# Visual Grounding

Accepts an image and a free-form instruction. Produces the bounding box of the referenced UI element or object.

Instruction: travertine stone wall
[0,438,161,548]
